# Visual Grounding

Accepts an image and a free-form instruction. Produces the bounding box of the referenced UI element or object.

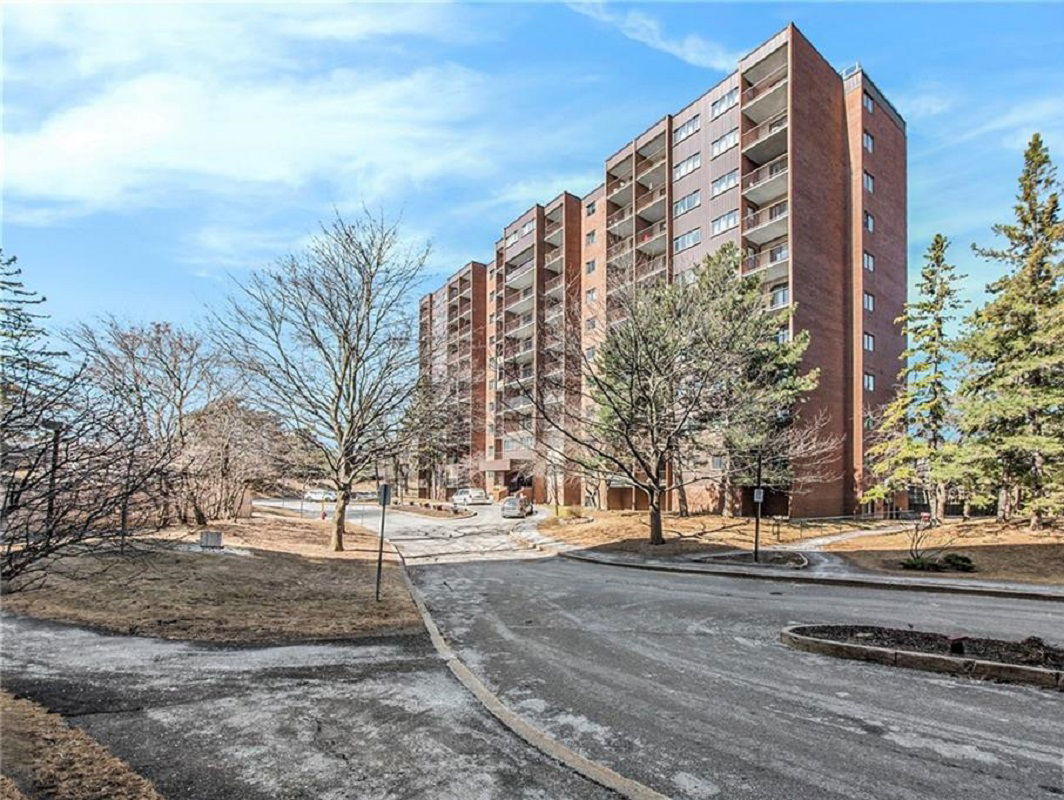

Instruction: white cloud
[893,84,956,120]
[568,1,741,70]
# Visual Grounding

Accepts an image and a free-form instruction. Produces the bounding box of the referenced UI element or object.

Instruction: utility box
[199,530,223,550]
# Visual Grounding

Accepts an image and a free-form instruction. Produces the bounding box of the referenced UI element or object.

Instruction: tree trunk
[718,471,731,516]
[647,491,664,546]
[332,487,349,551]
[933,483,947,525]
[1029,450,1044,531]
[674,461,689,517]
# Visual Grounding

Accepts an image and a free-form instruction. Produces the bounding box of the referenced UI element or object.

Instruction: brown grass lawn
[540,509,893,556]
[0,692,161,800]
[826,519,1064,585]
[2,516,422,643]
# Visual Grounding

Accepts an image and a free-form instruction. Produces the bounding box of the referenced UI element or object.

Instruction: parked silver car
[500,496,533,518]
[452,488,491,505]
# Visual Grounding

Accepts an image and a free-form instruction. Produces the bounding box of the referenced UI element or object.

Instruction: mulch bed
[698,550,806,568]
[802,624,1064,670]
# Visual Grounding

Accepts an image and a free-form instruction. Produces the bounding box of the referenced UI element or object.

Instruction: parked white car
[303,489,337,502]
[452,488,491,505]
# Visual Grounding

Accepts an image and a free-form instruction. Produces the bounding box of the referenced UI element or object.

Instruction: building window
[863,171,875,193]
[673,114,700,144]
[585,259,596,274]
[863,251,875,271]
[770,243,789,263]
[863,91,875,114]
[711,87,739,118]
[864,212,875,232]
[863,291,875,312]
[585,230,596,245]
[586,288,597,303]
[584,347,596,361]
[769,284,790,309]
[711,455,725,470]
[673,228,702,253]
[505,232,519,246]
[863,372,876,391]
[711,210,739,236]
[585,318,597,331]
[863,131,874,153]
[776,326,790,344]
[520,220,534,236]
[586,201,596,216]
[673,152,701,181]
[711,128,739,158]
[863,332,875,351]
[711,169,739,197]
[673,189,700,217]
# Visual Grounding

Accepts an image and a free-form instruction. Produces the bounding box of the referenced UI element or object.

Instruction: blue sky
[4,1,1063,328]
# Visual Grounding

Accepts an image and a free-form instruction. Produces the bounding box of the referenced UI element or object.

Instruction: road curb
[391,542,669,800]
[550,546,1064,603]
[780,625,1064,690]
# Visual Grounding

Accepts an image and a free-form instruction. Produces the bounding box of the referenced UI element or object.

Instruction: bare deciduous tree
[215,212,427,550]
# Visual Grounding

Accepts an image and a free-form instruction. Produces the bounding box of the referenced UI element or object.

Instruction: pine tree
[959,133,1064,530]
[864,234,965,521]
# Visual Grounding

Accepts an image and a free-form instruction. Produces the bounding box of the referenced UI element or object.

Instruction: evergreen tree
[959,133,1064,530]
[864,234,965,521]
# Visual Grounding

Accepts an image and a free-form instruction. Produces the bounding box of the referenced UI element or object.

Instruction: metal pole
[753,450,763,564]
[375,485,389,602]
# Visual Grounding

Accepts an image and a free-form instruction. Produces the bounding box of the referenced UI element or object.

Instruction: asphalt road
[5,502,1063,799]
[378,506,1064,800]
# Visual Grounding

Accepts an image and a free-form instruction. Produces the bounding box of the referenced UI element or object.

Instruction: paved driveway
[375,508,1064,800]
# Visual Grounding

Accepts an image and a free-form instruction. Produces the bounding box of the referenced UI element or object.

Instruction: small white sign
[753,488,765,504]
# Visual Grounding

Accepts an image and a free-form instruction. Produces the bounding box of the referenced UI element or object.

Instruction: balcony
[607,206,634,236]
[504,258,535,289]
[635,221,667,255]
[744,200,789,245]
[743,154,788,206]
[606,238,632,263]
[742,243,789,283]
[635,255,667,282]
[766,284,790,312]
[742,112,788,166]
[504,286,534,313]
[634,151,667,187]
[606,177,634,206]
[635,186,668,222]
[742,64,788,124]
[544,273,564,295]
[508,311,535,338]
[543,249,564,273]
[503,338,535,364]
[543,219,563,245]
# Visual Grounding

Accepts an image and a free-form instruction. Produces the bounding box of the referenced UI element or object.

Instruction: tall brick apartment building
[418,23,906,517]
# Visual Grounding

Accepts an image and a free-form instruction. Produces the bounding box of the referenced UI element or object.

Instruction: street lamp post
[753,450,764,564]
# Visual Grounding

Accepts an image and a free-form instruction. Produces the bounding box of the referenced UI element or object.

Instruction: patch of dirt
[826,520,1064,585]
[698,550,806,568]
[0,692,162,800]
[0,775,27,800]
[389,503,475,519]
[2,517,422,643]
[544,510,894,555]
[802,625,1064,670]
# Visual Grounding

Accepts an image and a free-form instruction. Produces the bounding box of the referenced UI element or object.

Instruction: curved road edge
[391,542,670,800]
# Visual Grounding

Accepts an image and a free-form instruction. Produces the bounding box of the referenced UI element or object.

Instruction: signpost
[753,451,764,563]
[375,483,391,602]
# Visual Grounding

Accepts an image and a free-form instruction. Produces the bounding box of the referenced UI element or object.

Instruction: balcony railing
[742,64,788,105]
[635,151,667,177]
[543,220,562,238]
[636,221,667,246]
[636,185,667,210]
[544,251,563,271]
[744,200,789,231]
[505,260,534,283]
[607,207,633,228]
[744,112,788,148]
[742,154,788,191]
[504,286,534,309]
[635,255,667,279]
[742,245,789,275]
[508,312,534,331]
[607,239,632,259]
[544,274,564,293]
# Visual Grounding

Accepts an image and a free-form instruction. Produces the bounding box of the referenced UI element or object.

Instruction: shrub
[940,553,976,572]
[900,556,944,572]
